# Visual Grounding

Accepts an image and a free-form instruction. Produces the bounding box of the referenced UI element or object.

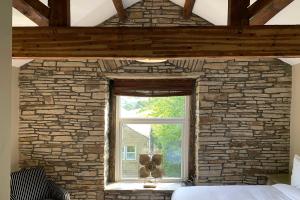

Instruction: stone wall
[19,58,291,200]
[196,58,291,185]
[104,190,172,200]
[19,61,110,200]
[18,59,198,200]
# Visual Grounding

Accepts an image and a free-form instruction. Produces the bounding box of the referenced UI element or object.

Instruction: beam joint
[249,0,294,25]
[12,0,50,26]
[228,0,250,27]
[112,0,127,21]
[48,0,70,26]
[183,0,196,19]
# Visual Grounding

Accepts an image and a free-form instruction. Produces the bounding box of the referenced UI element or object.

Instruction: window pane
[121,124,183,179]
[127,146,135,153]
[120,96,185,118]
[126,152,136,160]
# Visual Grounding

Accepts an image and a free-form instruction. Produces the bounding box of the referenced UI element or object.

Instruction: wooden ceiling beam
[249,0,294,25]
[112,0,127,21]
[12,0,50,26]
[183,0,196,19]
[228,0,250,27]
[48,0,70,26]
[12,26,300,59]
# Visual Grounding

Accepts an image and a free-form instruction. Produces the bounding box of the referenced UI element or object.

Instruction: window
[115,96,190,181]
[122,146,136,160]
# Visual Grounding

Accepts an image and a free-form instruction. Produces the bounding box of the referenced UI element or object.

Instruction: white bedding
[172,184,300,200]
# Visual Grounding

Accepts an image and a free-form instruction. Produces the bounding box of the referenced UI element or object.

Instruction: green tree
[151,124,182,177]
[138,96,185,118]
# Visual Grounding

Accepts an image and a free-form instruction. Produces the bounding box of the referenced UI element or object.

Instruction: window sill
[105,182,183,191]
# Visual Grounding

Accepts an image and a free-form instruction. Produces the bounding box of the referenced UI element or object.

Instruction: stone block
[200,101,214,107]
[57,61,86,67]
[44,96,54,104]
[203,63,227,69]
[77,171,97,177]
[199,116,221,124]
[53,136,73,141]
[55,166,67,171]
[72,86,85,93]
[43,61,56,66]
[202,93,227,101]
[265,88,290,93]
[36,109,65,115]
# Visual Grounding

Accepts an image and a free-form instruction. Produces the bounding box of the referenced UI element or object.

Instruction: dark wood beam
[12,26,300,59]
[48,0,70,26]
[112,0,127,21]
[183,0,196,19]
[228,0,250,26]
[12,0,50,26]
[249,0,294,25]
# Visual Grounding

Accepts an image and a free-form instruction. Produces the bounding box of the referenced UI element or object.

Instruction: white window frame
[115,96,190,182]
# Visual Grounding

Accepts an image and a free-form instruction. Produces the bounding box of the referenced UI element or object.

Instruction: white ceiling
[13,0,139,27]
[12,0,300,67]
[170,0,300,25]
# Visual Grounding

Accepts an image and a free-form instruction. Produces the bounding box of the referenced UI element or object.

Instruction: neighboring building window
[115,96,190,181]
[122,146,136,161]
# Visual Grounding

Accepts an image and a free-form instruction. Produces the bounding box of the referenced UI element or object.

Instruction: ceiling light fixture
[136,59,167,63]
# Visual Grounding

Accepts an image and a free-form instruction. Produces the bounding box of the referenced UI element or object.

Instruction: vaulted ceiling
[171,0,300,25]
[12,0,140,26]
[13,0,300,26]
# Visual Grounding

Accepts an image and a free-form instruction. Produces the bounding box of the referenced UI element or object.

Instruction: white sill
[105,182,184,191]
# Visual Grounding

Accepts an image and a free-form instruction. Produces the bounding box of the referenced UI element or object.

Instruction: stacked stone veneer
[19,58,291,200]
[104,190,172,200]
[195,58,291,185]
[19,61,110,200]
[101,0,211,27]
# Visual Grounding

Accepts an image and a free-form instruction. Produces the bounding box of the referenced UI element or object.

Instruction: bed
[172,184,300,200]
[172,155,300,200]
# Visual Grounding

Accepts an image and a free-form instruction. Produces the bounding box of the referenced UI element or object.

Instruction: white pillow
[291,154,300,188]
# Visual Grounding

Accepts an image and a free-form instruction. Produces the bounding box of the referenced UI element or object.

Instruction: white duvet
[172,184,300,200]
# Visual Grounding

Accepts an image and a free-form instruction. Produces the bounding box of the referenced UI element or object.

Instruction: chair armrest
[48,180,70,200]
